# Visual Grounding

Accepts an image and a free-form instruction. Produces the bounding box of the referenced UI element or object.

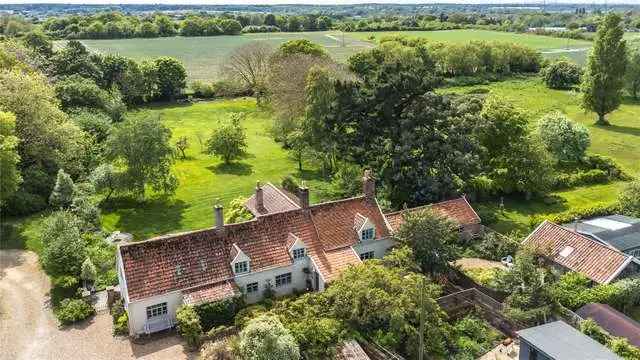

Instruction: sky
[2,1,638,5]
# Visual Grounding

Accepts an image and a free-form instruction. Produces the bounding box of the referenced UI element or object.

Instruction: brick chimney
[255,181,264,210]
[298,185,309,209]
[363,170,375,200]
[214,205,224,232]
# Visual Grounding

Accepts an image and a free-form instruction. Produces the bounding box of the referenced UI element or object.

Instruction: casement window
[292,248,306,260]
[146,302,168,319]
[275,273,292,287]
[630,248,640,258]
[234,261,249,274]
[246,282,259,294]
[361,228,375,241]
[359,251,375,261]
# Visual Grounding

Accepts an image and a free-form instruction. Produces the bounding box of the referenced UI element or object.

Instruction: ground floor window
[246,282,259,294]
[275,273,292,287]
[146,302,168,319]
[360,251,375,260]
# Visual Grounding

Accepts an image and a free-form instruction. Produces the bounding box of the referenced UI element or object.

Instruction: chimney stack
[214,205,224,232]
[255,181,264,210]
[298,185,309,209]
[363,170,375,200]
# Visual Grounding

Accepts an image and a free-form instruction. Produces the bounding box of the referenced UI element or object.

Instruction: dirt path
[0,250,194,360]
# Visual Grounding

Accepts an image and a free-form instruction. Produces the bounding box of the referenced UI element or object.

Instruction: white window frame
[361,228,375,241]
[292,248,306,260]
[234,261,248,274]
[146,302,168,319]
[246,282,259,294]
[360,251,375,261]
[275,272,292,287]
[629,248,640,258]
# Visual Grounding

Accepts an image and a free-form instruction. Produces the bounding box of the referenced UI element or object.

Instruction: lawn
[73,31,372,82]
[99,98,329,240]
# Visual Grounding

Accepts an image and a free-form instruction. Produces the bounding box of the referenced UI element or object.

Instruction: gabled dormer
[230,243,251,275]
[354,213,375,242]
[286,233,307,261]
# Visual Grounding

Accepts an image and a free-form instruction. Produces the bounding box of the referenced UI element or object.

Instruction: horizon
[3,1,638,6]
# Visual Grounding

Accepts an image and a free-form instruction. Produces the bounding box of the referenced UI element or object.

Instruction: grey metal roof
[563,215,640,253]
[517,321,621,360]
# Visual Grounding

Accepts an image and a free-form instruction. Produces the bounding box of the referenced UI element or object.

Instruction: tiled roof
[183,280,240,306]
[385,196,481,232]
[337,340,371,360]
[245,183,301,216]
[523,221,632,284]
[577,303,640,347]
[120,196,388,301]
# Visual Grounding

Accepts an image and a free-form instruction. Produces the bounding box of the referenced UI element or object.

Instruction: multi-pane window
[234,261,248,274]
[292,248,306,260]
[630,248,640,258]
[246,282,259,294]
[361,228,375,241]
[359,251,375,261]
[146,302,168,319]
[275,273,292,287]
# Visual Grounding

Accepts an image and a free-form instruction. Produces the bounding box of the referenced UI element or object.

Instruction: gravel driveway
[0,250,195,360]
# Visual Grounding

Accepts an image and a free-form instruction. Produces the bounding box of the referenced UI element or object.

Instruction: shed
[517,321,621,360]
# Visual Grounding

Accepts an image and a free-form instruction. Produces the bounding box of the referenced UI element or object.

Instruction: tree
[221,42,273,105]
[175,136,189,159]
[54,74,110,111]
[153,57,187,100]
[0,111,21,205]
[40,212,87,276]
[225,196,253,224]
[49,169,75,208]
[205,114,248,164]
[104,116,177,198]
[100,54,148,105]
[22,30,53,57]
[394,209,461,277]
[543,59,582,89]
[238,314,300,360]
[89,163,121,202]
[625,50,640,99]
[80,257,97,287]
[618,181,640,218]
[581,13,627,125]
[537,112,590,163]
[278,39,327,58]
[50,40,103,84]
[286,130,307,171]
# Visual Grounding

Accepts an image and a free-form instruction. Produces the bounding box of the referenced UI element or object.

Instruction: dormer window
[361,228,375,241]
[234,261,249,274]
[292,248,306,260]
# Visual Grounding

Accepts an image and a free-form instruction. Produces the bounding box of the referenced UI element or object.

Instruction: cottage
[523,221,640,284]
[517,321,621,360]
[116,171,482,336]
[563,214,640,259]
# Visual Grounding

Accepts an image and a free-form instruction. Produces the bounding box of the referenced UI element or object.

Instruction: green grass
[72,31,372,82]
[99,98,328,240]
[0,212,49,251]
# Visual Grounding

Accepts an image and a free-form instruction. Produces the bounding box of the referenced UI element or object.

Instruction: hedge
[552,169,609,190]
[195,296,245,331]
[55,298,95,325]
[529,202,620,228]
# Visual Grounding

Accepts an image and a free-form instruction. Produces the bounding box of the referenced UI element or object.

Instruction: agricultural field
[74,31,372,82]
[351,29,593,64]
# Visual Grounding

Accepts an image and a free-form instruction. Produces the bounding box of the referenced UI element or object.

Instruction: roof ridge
[266,182,301,208]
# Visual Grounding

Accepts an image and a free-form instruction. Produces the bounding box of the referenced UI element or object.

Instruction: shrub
[195,297,244,331]
[200,339,236,360]
[238,314,300,360]
[55,298,95,325]
[176,305,203,348]
[543,60,582,89]
[552,169,609,190]
[529,203,620,229]
[114,312,129,335]
[618,181,640,218]
[49,169,75,208]
[537,112,590,163]
[191,80,216,98]
[608,337,640,360]
[51,275,80,305]
[234,304,268,328]
[281,176,299,195]
[469,231,520,261]
[580,319,610,345]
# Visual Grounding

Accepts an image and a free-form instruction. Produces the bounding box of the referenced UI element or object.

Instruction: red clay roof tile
[245,183,301,216]
[523,221,632,284]
[183,280,240,306]
[385,196,481,232]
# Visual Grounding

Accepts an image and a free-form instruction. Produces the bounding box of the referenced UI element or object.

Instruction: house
[384,196,482,239]
[517,321,621,360]
[576,303,640,348]
[563,215,640,259]
[116,171,482,336]
[522,221,640,284]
